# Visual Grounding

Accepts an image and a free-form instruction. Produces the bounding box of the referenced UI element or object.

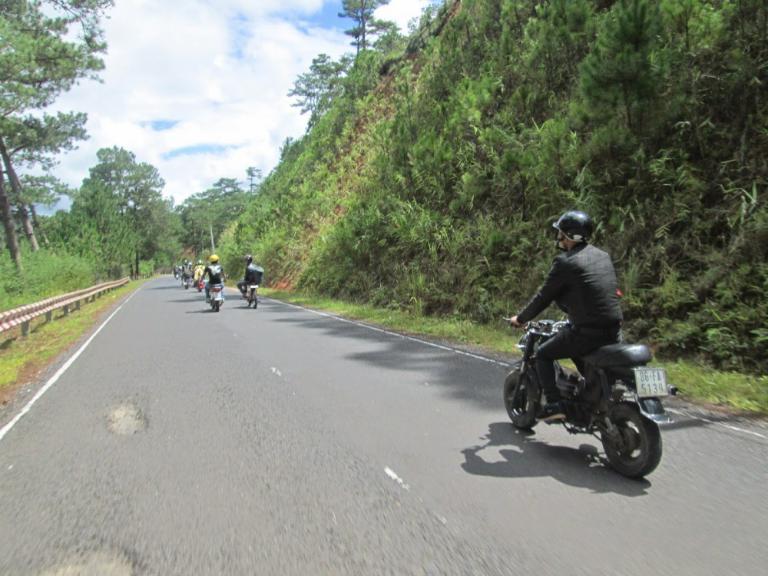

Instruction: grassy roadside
[0,280,148,399]
[262,288,768,416]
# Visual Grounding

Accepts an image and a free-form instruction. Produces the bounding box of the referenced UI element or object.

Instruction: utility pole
[210,223,215,252]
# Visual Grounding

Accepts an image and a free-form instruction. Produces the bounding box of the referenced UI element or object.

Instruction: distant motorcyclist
[202,254,225,303]
[237,254,264,297]
[193,259,205,284]
[181,259,193,286]
[509,210,623,420]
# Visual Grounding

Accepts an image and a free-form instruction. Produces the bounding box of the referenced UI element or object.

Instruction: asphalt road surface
[1,277,766,575]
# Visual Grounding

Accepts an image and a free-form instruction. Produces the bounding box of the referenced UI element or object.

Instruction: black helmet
[553,210,593,242]
[245,254,253,263]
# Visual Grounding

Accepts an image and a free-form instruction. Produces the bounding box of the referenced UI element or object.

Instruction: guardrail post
[63,305,69,316]
[22,321,29,337]
[75,301,81,311]
[45,311,52,322]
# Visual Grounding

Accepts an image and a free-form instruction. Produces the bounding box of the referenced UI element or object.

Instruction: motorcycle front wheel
[503,363,539,430]
[602,403,662,479]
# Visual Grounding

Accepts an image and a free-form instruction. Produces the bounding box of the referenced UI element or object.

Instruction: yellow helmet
[209,254,219,263]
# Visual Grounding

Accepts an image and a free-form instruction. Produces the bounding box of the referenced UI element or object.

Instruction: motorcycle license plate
[634,367,668,397]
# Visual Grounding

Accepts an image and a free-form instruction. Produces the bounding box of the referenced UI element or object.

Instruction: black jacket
[244,263,263,284]
[516,243,623,327]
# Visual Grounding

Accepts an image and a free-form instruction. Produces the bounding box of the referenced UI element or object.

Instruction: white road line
[271,298,768,442]
[0,289,139,444]
[385,467,410,491]
[269,299,513,368]
[666,408,767,440]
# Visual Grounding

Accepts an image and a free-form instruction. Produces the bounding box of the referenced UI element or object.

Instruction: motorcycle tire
[213,301,220,312]
[602,403,662,479]
[503,363,538,430]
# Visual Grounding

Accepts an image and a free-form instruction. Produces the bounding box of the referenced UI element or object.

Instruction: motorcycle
[244,284,258,308]
[183,275,191,290]
[196,278,204,292]
[209,283,224,312]
[503,319,675,478]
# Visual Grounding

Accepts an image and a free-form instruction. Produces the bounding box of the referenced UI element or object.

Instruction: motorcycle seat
[583,343,652,368]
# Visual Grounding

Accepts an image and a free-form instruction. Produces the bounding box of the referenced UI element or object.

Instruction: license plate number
[634,368,668,397]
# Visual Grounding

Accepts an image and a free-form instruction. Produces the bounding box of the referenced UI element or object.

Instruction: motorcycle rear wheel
[602,403,662,479]
[213,301,220,312]
[503,364,538,430]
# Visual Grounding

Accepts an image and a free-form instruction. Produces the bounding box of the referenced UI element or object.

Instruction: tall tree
[177,178,249,254]
[288,54,351,128]
[246,167,263,194]
[82,147,167,277]
[19,174,70,247]
[0,0,111,267]
[0,111,87,252]
[580,0,662,131]
[0,167,22,270]
[338,0,392,55]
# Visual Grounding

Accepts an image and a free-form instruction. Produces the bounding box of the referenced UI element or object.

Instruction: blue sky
[305,1,348,31]
[50,0,438,205]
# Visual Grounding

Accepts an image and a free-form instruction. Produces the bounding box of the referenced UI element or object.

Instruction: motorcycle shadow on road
[461,422,651,496]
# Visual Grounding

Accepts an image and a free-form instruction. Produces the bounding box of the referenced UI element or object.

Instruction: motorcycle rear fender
[635,396,672,424]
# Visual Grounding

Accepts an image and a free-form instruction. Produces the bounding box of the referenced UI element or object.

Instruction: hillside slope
[221,0,767,373]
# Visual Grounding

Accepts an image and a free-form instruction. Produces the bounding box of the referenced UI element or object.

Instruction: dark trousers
[536,325,620,402]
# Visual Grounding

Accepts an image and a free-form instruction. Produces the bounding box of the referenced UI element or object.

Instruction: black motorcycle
[503,320,674,478]
[245,284,258,308]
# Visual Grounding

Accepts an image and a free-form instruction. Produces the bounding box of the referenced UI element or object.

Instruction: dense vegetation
[220,0,768,374]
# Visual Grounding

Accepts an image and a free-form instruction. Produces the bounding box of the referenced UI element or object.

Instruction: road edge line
[264,297,513,368]
[0,288,140,444]
[266,298,768,442]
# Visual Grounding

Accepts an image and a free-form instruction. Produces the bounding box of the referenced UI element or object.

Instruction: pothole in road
[107,403,147,435]
[39,551,135,576]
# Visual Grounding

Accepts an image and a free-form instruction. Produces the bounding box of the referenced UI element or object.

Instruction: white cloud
[376,0,438,32]
[50,0,439,205]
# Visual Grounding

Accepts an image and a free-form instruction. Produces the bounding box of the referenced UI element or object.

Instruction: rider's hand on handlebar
[508,315,523,328]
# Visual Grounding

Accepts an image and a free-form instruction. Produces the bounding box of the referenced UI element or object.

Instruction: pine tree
[338,0,391,55]
[580,0,662,131]
[0,0,110,269]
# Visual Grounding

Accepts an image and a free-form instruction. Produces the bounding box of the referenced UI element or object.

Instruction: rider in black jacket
[237,255,263,296]
[510,211,623,420]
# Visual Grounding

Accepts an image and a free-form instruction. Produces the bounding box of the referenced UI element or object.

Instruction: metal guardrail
[0,278,130,337]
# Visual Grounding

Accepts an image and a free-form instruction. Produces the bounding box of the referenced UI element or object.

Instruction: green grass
[0,280,146,393]
[262,288,768,416]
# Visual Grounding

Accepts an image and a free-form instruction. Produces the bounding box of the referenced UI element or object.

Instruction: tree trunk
[17,203,40,251]
[0,172,22,271]
[29,203,49,247]
[0,136,39,251]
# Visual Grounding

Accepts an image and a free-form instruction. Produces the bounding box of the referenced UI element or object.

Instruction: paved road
[0,277,766,575]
